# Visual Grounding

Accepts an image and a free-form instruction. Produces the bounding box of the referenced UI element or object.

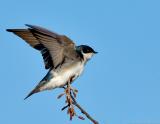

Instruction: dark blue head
[76,45,97,60]
[76,45,97,54]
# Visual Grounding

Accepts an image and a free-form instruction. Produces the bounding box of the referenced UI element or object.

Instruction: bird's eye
[83,48,89,53]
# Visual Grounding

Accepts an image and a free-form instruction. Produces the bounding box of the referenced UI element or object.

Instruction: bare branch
[58,80,99,124]
[70,94,99,124]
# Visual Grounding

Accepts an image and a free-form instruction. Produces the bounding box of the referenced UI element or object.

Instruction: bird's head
[76,45,97,61]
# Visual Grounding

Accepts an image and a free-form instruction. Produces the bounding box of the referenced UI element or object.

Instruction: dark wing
[7,24,78,69]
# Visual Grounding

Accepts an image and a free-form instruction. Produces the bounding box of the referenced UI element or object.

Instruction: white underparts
[41,62,84,90]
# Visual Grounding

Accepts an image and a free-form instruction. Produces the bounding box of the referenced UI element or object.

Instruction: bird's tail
[24,87,40,100]
[24,69,53,100]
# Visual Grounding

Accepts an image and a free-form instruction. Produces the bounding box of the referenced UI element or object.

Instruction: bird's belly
[46,62,84,89]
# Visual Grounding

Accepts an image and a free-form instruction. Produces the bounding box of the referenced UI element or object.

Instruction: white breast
[45,62,84,90]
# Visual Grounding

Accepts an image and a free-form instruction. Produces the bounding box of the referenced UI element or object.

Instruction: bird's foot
[57,85,78,99]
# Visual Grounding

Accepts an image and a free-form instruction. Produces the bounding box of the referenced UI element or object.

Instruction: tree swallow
[7,24,97,100]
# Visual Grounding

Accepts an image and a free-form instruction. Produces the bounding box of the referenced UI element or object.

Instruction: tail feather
[24,88,40,100]
[24,70,53,100]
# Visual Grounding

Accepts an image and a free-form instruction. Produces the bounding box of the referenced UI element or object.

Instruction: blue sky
[0,0,160,124]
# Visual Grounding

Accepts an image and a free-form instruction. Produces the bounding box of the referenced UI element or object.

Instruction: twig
[58,79,99,124]
[70,94,99,124]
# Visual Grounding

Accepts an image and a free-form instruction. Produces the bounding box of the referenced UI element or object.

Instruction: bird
[6,24,97,100]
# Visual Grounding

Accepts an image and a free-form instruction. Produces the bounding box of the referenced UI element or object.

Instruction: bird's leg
[68,76,78,98]
[57,75,78,99]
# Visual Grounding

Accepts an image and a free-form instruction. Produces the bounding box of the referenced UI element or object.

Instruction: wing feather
[7,24,79,69]
[6,29,39,48]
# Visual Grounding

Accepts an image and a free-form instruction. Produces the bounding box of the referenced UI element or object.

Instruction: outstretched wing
[7,24,78,69]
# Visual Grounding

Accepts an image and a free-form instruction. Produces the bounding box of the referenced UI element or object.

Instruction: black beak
[93,51,98,54]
